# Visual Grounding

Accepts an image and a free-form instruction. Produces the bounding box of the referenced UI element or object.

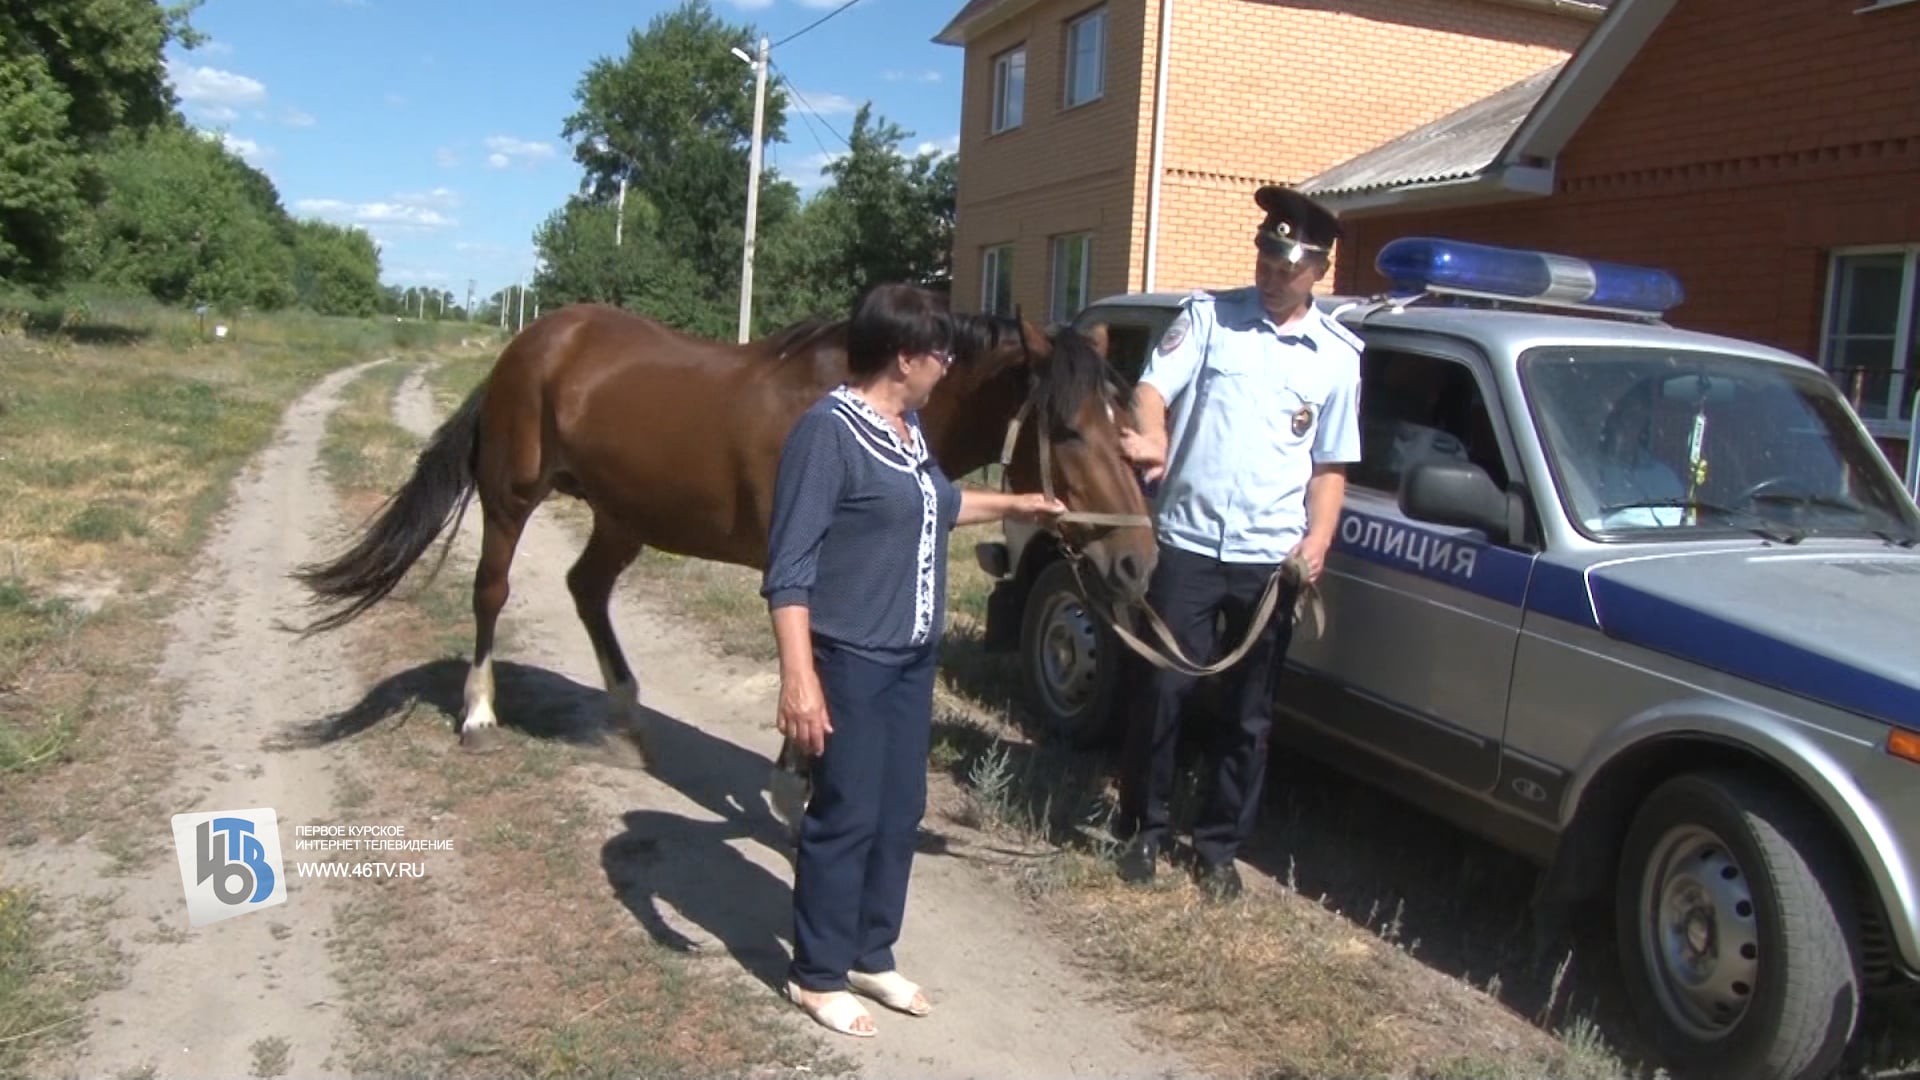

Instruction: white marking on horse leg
[462,656,497,732]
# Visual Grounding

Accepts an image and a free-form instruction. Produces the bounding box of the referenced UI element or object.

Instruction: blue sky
[162,0,965,305]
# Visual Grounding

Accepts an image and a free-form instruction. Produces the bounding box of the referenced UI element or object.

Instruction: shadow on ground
[929,630,1920,1078]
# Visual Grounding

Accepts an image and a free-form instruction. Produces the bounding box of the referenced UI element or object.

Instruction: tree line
[530,1,959,340]
[1,0,958,336]
[0,0,385,316]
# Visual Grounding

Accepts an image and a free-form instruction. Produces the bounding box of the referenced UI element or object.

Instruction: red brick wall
[1331,0,1920,468]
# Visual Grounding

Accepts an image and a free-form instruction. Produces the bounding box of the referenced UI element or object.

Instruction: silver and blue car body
[978,242,1920,1079]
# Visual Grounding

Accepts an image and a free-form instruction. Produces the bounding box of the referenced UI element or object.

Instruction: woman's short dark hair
[846,283,952,378]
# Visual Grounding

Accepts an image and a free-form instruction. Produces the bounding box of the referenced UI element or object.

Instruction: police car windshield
[1518,346,1920,544]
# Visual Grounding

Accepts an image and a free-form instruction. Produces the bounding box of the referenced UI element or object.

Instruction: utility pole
[499,285,508,331]
[516,275,526,332]
[734,35,769,344]
[615,174,628,248]
[465,279,474,322]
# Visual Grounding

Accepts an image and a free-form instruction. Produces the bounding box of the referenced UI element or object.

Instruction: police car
[973,237,1920,1080]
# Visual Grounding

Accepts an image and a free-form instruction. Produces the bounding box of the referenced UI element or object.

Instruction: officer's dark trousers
[1119,545,1295,870]
[789,638,935,992]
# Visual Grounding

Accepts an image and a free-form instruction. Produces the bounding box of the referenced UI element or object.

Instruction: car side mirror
[1401,462,1511,543]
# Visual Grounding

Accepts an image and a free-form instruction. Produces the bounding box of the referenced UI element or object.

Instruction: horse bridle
[995,320,1324,678]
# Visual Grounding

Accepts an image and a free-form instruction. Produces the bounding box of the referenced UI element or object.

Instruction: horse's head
[927,311,1158,604]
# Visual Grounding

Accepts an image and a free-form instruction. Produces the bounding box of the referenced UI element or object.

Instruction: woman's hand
[777,667,833,757]
[1009,493,1068,524]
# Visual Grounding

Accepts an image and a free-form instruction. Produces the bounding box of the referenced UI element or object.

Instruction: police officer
[1113,186,1363,899]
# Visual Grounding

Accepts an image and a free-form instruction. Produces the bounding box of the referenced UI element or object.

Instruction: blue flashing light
[1375,236,1685,316]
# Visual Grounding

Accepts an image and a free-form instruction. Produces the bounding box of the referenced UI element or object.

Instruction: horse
[291,299,1158,806]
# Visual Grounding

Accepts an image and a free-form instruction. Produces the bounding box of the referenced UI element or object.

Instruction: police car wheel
[1615,770,1862,1080]
[1018,560,1120,748]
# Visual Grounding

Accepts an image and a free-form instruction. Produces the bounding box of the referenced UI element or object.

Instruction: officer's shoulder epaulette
[1315,307,1364,353]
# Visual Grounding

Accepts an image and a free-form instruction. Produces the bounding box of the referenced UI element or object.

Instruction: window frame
[1063,6,1107,110]
[1349,344,1518,506]
[1818,244,1919,433]
[990,45,1026,134]
[1049,233,1094,324]
[981,244,1014,316]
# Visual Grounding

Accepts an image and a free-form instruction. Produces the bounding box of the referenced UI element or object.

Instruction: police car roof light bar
[1375,236,1685,319]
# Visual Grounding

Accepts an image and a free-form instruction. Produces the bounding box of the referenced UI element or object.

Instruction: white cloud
[722,0,774,8]
[882,69,942,84]
[221,134,268,161]
[435,146,460,168]
[915,134,960,159]
[293,196,457,230]
[484,135,555,169]
[279,107,316,128]
[167,61,267,114]
[195,128,272,163]
[796,90,861,116]
[395,187,460,210]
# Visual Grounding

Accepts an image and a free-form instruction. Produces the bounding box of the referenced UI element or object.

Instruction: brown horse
[292,299,1157,781]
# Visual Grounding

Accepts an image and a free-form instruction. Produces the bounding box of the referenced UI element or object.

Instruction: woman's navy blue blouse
[762,386,964,658]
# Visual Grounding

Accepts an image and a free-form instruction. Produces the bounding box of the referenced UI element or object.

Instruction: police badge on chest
[1291,404,1315,437]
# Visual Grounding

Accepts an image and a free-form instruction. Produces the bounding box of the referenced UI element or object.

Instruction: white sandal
[785,980,876,1037]
[847,969,933,1017]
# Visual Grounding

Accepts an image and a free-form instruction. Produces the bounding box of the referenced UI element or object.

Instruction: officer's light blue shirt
[1139,287,1363,564]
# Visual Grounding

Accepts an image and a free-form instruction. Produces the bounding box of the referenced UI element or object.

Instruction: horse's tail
[291,380,488,635]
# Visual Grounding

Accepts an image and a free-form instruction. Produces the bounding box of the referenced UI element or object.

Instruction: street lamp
[733,36,769,344]
[590,135,632,248]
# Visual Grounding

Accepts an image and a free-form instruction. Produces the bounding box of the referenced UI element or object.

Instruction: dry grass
[307,361,848,1080]
[0,295,471,1072]
[402,335,1920,1080]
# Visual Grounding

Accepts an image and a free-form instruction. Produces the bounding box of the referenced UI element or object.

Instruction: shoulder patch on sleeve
[1156,308,1192,355]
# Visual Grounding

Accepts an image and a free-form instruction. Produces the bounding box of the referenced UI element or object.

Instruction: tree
[0,0,202,286]
[749,104,959,324]
[78,126,297,310]
[558,0,799,327]
[292,220,382,316]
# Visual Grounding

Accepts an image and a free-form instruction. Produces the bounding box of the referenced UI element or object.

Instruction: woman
[761,283,1064,1038]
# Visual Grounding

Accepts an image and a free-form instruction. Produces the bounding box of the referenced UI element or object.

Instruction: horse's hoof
[460,726,507,754]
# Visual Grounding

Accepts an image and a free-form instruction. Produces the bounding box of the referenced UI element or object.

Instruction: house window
[1050,233,1093,322]
[1064,8,1106,108]
[1821,247,1920,424]
[981,245,1014,315]
[991,46,1025,133]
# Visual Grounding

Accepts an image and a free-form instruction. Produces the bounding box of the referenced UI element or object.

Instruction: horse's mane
[764,317,846,360]
[765,309,1117,430]
[953,312,1116,432]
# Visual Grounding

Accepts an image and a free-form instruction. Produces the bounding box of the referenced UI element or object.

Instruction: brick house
[1300,0,1920,473]
[932,0,1603,324]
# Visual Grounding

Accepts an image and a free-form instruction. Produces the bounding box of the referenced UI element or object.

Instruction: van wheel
[1018,560,1120,747]
[1616,770,1861,1080]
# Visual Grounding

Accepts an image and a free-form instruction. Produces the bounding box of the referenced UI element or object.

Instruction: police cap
[1254,185,1342,266]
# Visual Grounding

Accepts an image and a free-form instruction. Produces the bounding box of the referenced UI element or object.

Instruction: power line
[771,60,850,150]
[772,0,863,48]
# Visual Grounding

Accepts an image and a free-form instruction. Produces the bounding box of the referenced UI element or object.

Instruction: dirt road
[17,360,1198,1079]
[16,361,384,1080]
[386,364,1196,1080]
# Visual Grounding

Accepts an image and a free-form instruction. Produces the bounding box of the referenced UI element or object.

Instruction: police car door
[1281,342,1533,797]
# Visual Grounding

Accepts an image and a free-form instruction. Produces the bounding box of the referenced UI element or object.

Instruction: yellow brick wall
[952,0,1151,322]
[949,0,1593,316]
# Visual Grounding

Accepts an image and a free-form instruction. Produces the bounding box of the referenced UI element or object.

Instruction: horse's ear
[1083,321,1109,360]
[1013,310,1051,371]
